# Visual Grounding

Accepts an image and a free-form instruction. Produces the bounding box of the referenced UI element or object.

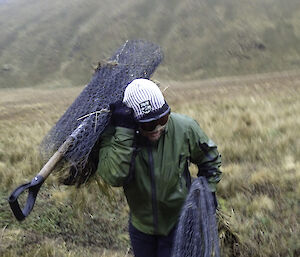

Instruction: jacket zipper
[178,154,183,191]
[148,147,158,234]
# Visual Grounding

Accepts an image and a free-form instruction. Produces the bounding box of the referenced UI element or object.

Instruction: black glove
[110,101,136,129]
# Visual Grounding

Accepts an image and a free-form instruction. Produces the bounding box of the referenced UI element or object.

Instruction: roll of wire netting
[40,40,163,186]
[172,177,220,257]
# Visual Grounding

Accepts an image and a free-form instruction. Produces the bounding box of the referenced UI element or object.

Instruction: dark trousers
[129,222,177,257]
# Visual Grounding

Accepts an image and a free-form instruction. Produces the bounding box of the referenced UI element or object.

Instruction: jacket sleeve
[97,126,135,187]
[188,120,222,192]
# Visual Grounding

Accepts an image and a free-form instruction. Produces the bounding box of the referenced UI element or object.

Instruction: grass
[0,71,300,256]
[165,72,300,256]
[0,87,130,256]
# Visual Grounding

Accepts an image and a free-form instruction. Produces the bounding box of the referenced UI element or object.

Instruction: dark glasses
[139,114,170,131]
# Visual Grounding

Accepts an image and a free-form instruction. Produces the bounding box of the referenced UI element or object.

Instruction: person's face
[139,114,169,142]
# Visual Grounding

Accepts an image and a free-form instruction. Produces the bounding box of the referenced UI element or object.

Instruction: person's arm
[97,101,137,187]
[188,120,222,192]
[97,126,135,186]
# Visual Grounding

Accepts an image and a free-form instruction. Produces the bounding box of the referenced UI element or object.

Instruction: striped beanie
[123,79,170,122]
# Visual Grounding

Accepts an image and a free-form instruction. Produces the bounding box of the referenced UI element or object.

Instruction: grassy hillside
[1,0,300,88]
[0,71,299,256]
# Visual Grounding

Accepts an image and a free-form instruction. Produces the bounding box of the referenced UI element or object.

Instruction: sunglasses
[139,114,170,131]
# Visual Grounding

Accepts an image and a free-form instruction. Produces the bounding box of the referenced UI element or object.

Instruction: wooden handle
[38,136,74,179]
[8,136,75,221]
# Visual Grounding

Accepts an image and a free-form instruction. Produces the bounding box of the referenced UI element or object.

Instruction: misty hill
[0,0,300,88]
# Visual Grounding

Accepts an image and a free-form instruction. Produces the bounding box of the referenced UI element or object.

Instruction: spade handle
[8,136,74,221]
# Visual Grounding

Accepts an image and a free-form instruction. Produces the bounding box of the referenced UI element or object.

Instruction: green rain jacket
[97,113,222,236]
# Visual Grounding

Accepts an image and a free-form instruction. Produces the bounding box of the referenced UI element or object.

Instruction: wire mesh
[172,177,220,257]
[41,40,163,185]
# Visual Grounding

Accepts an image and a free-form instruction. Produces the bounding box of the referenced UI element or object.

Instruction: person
[97,78,222,257]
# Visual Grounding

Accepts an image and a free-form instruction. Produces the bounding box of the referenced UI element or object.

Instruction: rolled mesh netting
[41,40,163,185]
[172,177,220,257]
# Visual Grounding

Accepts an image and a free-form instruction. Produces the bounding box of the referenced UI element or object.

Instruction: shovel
[8,123,84,221]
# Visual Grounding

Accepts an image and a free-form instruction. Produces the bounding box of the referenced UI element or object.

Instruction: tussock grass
[164,75,300,256]
[1,73,300,256]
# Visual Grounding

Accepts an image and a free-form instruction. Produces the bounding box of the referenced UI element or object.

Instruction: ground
[0,70,299,257]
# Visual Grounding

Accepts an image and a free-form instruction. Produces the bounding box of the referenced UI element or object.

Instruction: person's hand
[110,101,136,129]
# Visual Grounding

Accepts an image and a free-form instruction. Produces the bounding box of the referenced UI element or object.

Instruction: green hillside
[1,0,300,88]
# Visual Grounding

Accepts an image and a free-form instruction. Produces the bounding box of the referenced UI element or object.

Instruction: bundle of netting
[41,40,163,186]
[172,177,220,257]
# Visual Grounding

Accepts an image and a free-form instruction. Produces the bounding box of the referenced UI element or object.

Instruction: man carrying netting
[97,78,222,257]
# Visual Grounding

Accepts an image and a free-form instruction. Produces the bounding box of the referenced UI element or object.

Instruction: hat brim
[137,102,170,123]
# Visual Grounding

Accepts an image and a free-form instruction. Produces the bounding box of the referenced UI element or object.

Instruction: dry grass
[1,72,300,256]
[165,73,300,257]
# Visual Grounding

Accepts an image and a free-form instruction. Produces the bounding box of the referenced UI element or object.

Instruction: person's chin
[147,131,162,142]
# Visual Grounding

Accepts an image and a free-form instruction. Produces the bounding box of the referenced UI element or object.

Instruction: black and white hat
[123,79,170,122]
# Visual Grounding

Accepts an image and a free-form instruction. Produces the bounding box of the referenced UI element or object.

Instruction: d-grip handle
[8,136,74,221]
[8,175,45,221]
